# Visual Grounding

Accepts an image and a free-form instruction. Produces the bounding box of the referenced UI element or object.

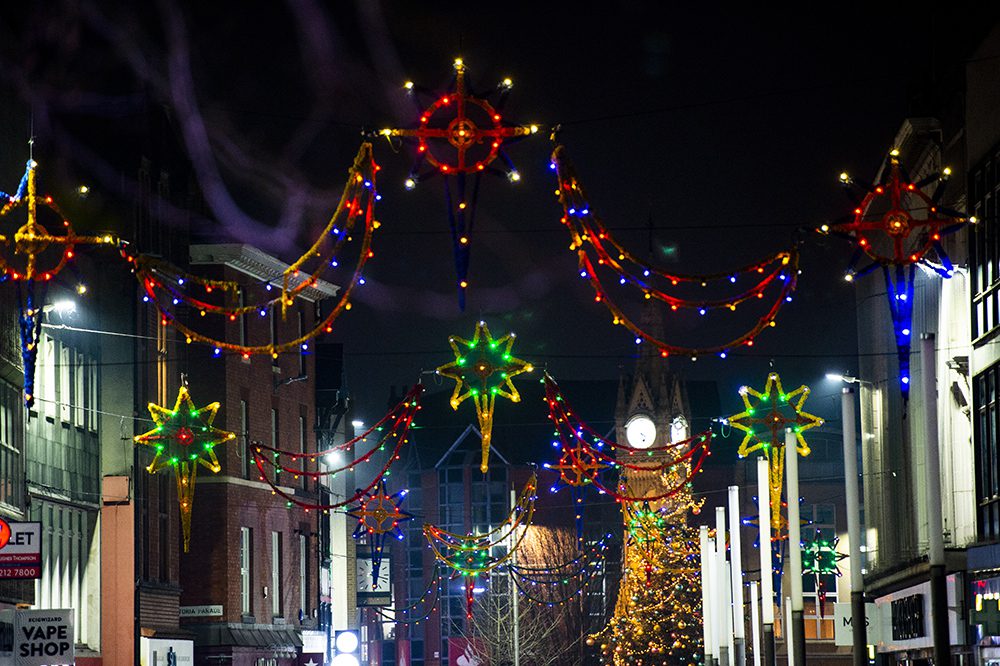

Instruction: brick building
[176,243,335,665]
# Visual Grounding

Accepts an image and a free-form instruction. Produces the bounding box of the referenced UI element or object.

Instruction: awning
[189,623,302,652]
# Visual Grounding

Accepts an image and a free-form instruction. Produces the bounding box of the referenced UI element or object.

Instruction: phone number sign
[0,519,41,579]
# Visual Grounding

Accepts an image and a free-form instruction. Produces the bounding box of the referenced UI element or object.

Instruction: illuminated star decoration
[133,385,236,552]
[544,440,612,548]
[379,58,539,309]
[802,529,847,616]
[0,159,116,407]
[822,149,967,398]
[347,479,414,587]
[436,321,533,473]
[728,372,823,530]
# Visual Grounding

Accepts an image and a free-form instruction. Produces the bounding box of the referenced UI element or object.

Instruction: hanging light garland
[543,373,713,505]
[125,142,379,357]
[378,58,539,309]
[436,321,534,473]
[727,372,823,530]
[550,144,799,359]
[348,479,414,587]
[375,566,445,626]
[508,532,613,608]
[0,159,117,407]
[133,385,236,552]
[250,384,423,511]
[820,148,967,396]
[423,474,537,618]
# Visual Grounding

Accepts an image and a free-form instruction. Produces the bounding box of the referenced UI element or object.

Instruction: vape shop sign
[0,609,75,665]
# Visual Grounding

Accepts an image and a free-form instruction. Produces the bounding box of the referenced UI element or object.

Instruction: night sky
[2,2,988,444]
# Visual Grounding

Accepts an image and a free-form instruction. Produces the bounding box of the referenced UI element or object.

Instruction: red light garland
[126,142,379,356]
[250,384,423,511]
[544,374,713,504]
[551,145,799,358]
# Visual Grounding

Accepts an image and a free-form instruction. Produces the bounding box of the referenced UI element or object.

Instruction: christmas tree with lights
[591,458,705,665]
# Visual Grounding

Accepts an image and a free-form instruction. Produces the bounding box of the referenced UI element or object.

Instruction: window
[87,359,98,432]
[0,380,25,510]
[74,352,84,427]
[270,305,279,367]
[271,409,280,482]
[240,527,252,615]
[299,415,307,490]
[975,362,1000,540]
[298,310,306,376]
[972,142,1000,341]
[59,345,71,422]
[240,400,249,479]
[33,501,91,634]
[238,288,248,347]
[299,534,307,620]
[271,531,282,617]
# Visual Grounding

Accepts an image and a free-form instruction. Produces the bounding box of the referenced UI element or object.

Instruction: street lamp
[827,373,867,666]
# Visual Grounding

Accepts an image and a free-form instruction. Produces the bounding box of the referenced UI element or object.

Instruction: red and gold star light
[436,321,533,473]
[134,385,235,552]
[348,479,414,587]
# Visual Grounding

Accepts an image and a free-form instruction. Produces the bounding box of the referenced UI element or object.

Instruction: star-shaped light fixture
[134,385,235,552]
[348,479,414,587]
[727,372,823,529]
[436,321,533,472]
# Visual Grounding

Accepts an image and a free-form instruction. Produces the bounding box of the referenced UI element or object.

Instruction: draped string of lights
[727,372,823,530]
[375,566,445,626]
[543,374,713,505]
[423,474,537,618]
[436,321,534,473]
[379,58,538,309]
[348,479,414,587]
[507,532,613,607]
[250,384,423,511]
[819,148,968,397]
[133,385,236,552]
[550,144,799,359]
[124,142,379,357]
[0,159,117,407]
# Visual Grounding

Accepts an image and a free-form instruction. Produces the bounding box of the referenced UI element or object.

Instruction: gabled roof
[433,424,510,469]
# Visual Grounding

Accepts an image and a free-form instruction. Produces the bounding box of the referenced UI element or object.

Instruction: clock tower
[613,306,693,515]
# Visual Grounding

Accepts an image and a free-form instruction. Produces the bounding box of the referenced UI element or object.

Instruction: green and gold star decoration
[436,320,533,473]
[134,385,236,552]
[727,372,823,530]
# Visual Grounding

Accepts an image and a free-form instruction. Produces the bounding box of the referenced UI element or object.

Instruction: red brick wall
[181,264,320,629]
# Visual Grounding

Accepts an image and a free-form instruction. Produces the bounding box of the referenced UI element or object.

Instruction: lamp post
[757,458,775,666]
[785,429,805,666]
[827,372,871,663]
[729,486,746,666]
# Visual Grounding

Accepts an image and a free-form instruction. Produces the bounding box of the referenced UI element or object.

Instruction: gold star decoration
[134,385,235,552]
[727,372,823,529]
[436,321,533,473]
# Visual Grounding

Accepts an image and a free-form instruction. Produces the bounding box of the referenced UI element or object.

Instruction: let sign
[0,519,42,579]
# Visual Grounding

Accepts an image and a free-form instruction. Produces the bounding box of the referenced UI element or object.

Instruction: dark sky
[2,2,990,435]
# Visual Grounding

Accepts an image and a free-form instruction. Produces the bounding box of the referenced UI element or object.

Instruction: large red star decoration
[379,59,538,309]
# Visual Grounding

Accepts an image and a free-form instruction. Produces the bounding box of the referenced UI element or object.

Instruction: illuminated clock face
[357,557,391,594]
[625,415,657,449]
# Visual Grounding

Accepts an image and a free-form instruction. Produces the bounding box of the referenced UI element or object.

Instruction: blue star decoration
[348,479,414,587]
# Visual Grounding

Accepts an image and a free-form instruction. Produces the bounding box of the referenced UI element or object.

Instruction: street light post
[840,387,867,666]
[785,429,805,666]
